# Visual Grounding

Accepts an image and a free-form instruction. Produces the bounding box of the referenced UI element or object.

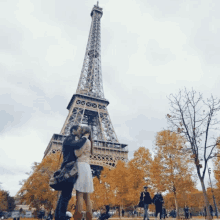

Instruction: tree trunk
[173,190,179,220]
[200,177,212,220]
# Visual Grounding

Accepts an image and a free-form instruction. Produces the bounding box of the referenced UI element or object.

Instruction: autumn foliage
[214,139,220,190]
[0,190,8,211]
[18,153,62,212]
[17,138,220,215]
[153,130,196,218]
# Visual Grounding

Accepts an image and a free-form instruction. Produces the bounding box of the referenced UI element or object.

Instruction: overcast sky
[1,0,220,197]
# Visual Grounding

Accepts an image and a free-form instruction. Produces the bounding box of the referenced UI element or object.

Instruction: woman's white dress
[74,138,94,193]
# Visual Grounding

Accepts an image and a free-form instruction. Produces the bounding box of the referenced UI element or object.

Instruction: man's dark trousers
[155,205,162,219]
[55,182,74,220]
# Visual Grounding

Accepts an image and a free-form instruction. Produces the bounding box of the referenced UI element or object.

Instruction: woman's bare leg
[76,190,84,213]
[83,193,92,214]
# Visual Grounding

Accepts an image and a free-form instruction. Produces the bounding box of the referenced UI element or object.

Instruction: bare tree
[166,88,220,220]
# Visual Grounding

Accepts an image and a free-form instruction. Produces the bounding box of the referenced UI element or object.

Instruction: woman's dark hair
[81,126,93,155]
[70,125,80,134]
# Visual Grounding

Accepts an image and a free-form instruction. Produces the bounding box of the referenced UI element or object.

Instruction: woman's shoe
[73,211,83,220]
[86,212,92,220]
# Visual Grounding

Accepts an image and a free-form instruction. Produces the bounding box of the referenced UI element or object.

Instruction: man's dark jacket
[184,207,189,214]
[60,135,87,169]
[152,193,164,206]
[140,191,152,204]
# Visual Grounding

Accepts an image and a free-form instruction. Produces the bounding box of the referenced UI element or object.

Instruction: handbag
[49,151,78,191]
[138,200,144,208]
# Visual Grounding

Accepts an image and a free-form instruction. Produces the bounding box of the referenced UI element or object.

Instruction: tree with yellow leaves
[127,157,146,207]
[108,161,130,215]
[129,147,152,186]
[150,153,167,193]
[153,130,196,219]
[164,189,204,211]
[214,139,220,190]
[90,168,114,210]
[18,153,62,212]
[0,190,8,211]
[95,161,131,217]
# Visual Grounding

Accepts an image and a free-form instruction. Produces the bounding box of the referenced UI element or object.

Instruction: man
[140,186,152,220]
[47,211,53,220]
[122,209,125,217]
[161,205,167,220]
[55,125,87,220]
[152,191,164,220]
[99,205,111,220]
[184,205,189,219]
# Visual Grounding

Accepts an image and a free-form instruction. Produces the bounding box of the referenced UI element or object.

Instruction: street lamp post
[208,168,218,218]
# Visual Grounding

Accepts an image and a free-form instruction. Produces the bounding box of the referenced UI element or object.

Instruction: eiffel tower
[44,2,128,177]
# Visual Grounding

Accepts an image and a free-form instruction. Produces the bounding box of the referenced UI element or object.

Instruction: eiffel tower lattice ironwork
[44,2,128,177]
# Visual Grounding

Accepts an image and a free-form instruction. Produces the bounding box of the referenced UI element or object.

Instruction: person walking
[73,126,94,220]
[98,205,111,220]
[161,206,167,220]
[47,211,53,220]
[152,191,164,220]
[140,186,152,220]
[184,205,189,219]
[209,205,213,219]
[55,125,87,220]
[122,209,125,217]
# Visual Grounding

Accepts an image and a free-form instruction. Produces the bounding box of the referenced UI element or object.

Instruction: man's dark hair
[70,125,80,134]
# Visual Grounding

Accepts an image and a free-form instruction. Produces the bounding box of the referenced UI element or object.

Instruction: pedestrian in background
[184,205,189,219]
[152,191,164,220]
[140,186,152,220]
[122,209,125,217]
[161,206,167,220]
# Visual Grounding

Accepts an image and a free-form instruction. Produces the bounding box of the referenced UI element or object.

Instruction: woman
[152,191,164,220]
[73,126,94,220]
[54,125,87,220]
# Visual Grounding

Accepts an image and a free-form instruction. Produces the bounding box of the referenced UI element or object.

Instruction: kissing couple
[55,124,94,220]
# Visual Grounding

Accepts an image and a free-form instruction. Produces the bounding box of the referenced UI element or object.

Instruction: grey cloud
[0,95,31,133]
[0,109,16,132]
[0,23,23,54]
[145,39,176,65]
[135,130,156,142]
[33,0,90,32]
[114,114,166,143]
[0,66,67,134]
[102,24,139,60]
[141,0,182,17]
[141,0,203,19]
[191,19,220,65]
[0,167,15,175]
[139,0,220,65]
